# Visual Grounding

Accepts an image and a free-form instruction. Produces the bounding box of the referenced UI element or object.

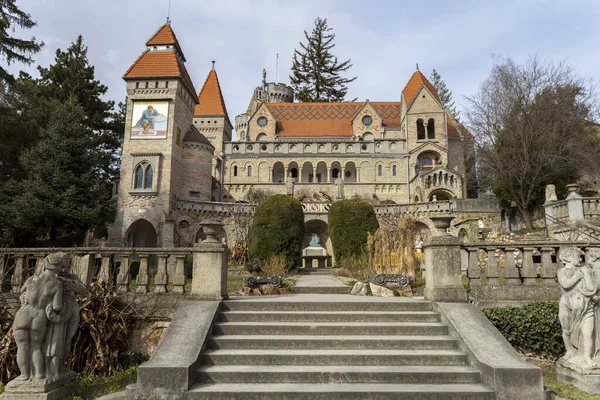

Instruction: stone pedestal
[423,216,467,302]
[557,365,600,394]
[1,373,78,400]
[302,247,328,268]
[191,242,228,300]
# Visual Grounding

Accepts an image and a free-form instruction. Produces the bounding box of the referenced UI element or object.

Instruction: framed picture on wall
[130,101,169,139]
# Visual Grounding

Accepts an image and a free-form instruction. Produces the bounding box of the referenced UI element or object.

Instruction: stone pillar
[154,254,169,293]
[326,167,331,183]
[191,220,228,300]
[117,255,131,293]
[566,184,584,221]
[544,202,556,227]
[312,167,317,183]
[540,247,555,285]
[503,247,520,285]
[172,254,186,293]
[98,255,111,284]
[521,247,536,285]
[423,216,467,302]
[356,167,361,183]
[136,254,150,293]
[11,256,26,293]
[466,247,481,285]
[298,166,303,183]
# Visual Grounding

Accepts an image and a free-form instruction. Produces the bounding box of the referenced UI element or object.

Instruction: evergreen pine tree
[9,102,115,245]
[430,69,459,118]
[290,17,357,102]
[0,0,43,84]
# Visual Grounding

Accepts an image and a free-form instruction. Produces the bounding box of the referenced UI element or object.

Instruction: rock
[260,284,279,295]
[250,288,262,295]
[369,283,395,297]
[351,281,368,296]
[238,286,252,296]
[382,282,410,292]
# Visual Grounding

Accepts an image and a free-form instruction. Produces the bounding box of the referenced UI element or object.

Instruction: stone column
[356,167,361,183]
[326,166,331,183]
[423,216,467,302]
[566,184,584,221]
[154,254,169,293]
[298,166,303,183]
[540,247,555,285]
[521,247,536,285]
[503,247,520,285]
[312,167,317,183]
[172,254,186,293]
[136,254,150,293]
[98,255,112,284]
[117,255,131,293]
[191,220,228,300]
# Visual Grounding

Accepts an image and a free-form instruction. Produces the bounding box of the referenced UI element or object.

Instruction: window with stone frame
[427,118,435,139]
[417,119,425,140]
[134,162,153,189]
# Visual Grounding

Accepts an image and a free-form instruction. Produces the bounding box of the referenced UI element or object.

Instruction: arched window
[392,165,397,176]
[233,166,238,176]
[427,118,435,139]
[134,162,153,189]
[256,133,268,142]
[332,168,339,179]
[247,166,252,176]
[362,132,374,141]
[377,165,382,176]
[290,168,298,178]
[417,119,425,140]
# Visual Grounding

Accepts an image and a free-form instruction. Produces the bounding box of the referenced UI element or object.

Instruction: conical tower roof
[123,24,197,100]
[194,68,231,125]
[402,70,441,108]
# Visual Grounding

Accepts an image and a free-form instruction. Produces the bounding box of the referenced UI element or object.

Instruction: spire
[195,68,231,125]
[123,24,197,100]
[416,63,419,71]
[211,60,215,70]
[402,69,441,108]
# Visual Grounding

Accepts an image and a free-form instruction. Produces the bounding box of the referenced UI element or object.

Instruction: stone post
[423,216,467,302]
[172,254,186,293]
[11,255,26,293]
[566,183,584,222]
[191,220,228,300]
[98,255,112,284]
[154,254,169,293]
[136,254,150,293]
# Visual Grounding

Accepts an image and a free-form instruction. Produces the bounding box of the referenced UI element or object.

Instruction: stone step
[187,383,495,400]
[196,365,481,384]
[292,285,351,294]
[201,349,468,366]
[212,321,449,336]
[296,268,335,275]
[207,334,458,350]
[221,299,433,312]
[217,310,441,323]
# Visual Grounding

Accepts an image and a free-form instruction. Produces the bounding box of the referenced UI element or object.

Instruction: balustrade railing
[461,241,595,287]
[583,197,600,219]
[374,200,453,216]
[0,247,199,295]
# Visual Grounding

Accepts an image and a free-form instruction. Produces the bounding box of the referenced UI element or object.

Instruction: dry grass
[259,254,288,277]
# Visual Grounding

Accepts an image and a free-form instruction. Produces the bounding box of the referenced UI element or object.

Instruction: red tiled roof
[265,102,400,137]
[402,71,441,108]
[123,51,197,98]
[194,69,231,124]
[145,24,186,61]
[183,130,213,146]
[445,111,461,138]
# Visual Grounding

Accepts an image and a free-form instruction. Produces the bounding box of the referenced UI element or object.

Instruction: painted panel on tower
[131,101,169,139]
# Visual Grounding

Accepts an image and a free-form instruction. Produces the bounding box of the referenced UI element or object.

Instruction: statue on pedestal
[308,233,321,248]
[334,176,344,200]
[285,174,295,196]
[4,252,85,398]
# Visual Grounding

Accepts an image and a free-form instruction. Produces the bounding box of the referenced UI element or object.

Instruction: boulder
[351,281,369,296]
[369,283,395,297]
[260,284,280,296]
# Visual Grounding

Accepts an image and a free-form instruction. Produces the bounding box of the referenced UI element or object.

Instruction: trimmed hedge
[248,194,305,267]
[328,199,379,262]
[483,301,564,358]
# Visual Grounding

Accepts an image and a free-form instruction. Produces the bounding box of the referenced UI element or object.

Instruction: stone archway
[303,219,333,267]
[126,219,158,248]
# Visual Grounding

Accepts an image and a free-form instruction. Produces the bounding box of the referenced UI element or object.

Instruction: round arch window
[362,115,372,126]
[257,116,268,127]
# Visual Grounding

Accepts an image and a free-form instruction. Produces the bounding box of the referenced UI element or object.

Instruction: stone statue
[7,252,84,395]
[545,184,558,203]
[334,176,344,200]
[557,247,599,371]
[308,233,321,247]
[285,174,295,196]
[414,233,423,252]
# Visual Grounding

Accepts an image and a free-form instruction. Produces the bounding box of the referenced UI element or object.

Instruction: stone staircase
[188,297,495,399]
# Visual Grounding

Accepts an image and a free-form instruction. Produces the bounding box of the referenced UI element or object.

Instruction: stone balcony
[223,139,407,157]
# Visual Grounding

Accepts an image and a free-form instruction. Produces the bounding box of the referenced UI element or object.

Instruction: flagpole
[276,53,279,83]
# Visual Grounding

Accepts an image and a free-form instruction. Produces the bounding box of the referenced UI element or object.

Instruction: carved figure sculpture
[334,177,344,200]
[557,247,599,370]
[11,252,84,385]
[285,174,295,196]
[545,184,558,203]
[308,233,321,247]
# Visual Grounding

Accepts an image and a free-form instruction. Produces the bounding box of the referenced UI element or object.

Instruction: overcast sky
[9,0,600,134]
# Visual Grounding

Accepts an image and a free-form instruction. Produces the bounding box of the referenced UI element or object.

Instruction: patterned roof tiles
[145,24,186,61]
[265,102,401,137]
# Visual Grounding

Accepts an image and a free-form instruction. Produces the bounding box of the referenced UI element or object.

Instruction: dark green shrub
[248,194,304,268]
[328,199,379,262]
[483,301,564,359]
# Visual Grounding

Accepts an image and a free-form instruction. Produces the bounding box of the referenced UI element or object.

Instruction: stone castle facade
[109,23,475,247]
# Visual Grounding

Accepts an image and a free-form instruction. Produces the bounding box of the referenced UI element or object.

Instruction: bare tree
[466,56,600,229]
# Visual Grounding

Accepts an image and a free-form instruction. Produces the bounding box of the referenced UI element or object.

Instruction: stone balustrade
[224,139,406,157]
[460,241,595,286]
[0,246,227,300]
[374,200,453,216]
[583,197,600,219]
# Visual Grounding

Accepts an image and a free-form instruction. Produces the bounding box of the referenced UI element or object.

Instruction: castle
[109,23,474,248]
